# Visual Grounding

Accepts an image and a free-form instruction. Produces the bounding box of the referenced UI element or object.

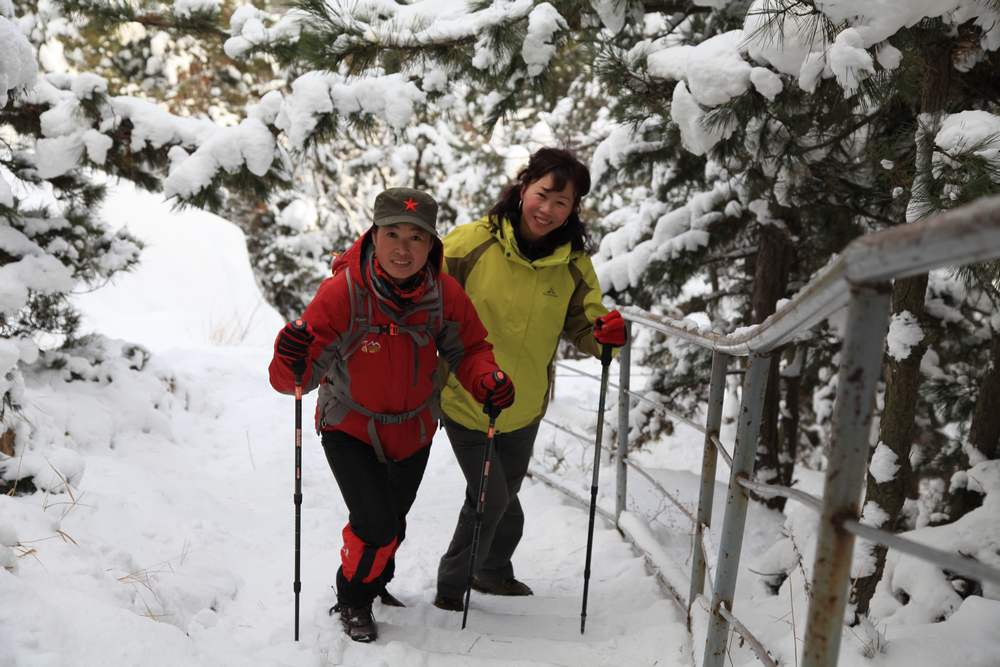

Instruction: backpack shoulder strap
[338,267,377,361]
[430,277,445,338]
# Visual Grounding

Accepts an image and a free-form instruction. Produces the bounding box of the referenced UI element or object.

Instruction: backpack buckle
[388,323,399,336]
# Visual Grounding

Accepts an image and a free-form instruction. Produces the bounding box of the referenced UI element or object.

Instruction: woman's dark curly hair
[488,147,592,253]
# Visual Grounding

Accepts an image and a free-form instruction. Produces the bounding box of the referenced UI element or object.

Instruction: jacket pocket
[318,383,351,429]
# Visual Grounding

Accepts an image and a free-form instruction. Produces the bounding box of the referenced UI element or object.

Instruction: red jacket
[268,230,498,461]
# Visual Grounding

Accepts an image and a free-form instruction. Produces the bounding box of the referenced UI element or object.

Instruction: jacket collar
[331,228,442,312]
[494,217,573,268]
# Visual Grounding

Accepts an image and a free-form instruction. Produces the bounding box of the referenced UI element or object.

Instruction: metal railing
[529,195,1000,667]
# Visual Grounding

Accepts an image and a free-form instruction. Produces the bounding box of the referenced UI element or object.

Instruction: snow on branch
[934,110,1000,176]
[228,0,572,85]
[590,120,667,185]
[14,60,433,207]
[594,180,740,292]
[643,0,1000,146]
[522,3,568,76]
[173,0,220,19]
[226,0,532,58]
[258,70,427,149]
[588,0,626,34]
[25,73,222,181]
[224,4,304,59]
[0,15,37,107]
[163,119,276,199]
[311,0,538,50]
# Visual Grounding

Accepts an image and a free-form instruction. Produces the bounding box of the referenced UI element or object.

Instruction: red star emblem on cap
[403,198,419,211]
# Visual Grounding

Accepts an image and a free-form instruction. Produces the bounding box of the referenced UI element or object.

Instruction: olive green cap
[373,187,439,237]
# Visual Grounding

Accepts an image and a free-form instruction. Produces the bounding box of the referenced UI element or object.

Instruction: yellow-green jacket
[440,216,608,433]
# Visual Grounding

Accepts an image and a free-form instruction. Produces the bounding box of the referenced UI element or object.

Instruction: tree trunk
[779,345,806,495]
[851,273,928,618]
[948,328,1000,519]
[751,223,792,510]
[0,428,13,457]
[969,329,1000,461]
[851,28,951,620]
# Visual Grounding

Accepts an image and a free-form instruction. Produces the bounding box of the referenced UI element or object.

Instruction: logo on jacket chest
[543,287,558,297]
[361,338,382,354]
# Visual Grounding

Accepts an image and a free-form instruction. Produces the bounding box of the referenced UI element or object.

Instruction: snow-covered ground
[1,341,691,666]
[3,187,1000,666]
[0,188,689,666]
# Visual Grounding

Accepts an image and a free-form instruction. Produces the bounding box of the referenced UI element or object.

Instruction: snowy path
[212,347,693,666]
[2,345,691,666]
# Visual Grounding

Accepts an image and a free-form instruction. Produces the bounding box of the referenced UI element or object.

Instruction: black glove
[277,320,314,367]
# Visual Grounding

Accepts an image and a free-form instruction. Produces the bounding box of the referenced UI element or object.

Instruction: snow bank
[72,183,282,352]
[871,460,1000,625]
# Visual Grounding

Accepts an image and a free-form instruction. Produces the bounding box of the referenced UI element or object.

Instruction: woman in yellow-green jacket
[433,148,628,610]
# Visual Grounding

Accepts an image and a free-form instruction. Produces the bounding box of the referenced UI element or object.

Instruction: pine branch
[799,109,884,153]
[284,0,529,72]
[742,0,832,53]
[638,0,715,13]
[955,263,1000,305]
[53,0,228,38]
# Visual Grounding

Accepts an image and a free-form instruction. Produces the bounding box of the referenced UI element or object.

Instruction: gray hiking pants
[436,416,539,597]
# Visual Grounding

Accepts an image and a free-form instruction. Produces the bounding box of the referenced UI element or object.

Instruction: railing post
[688,350,729,618]
[703,353,771,667]
[802,284,891,667]
[615,322,632,522]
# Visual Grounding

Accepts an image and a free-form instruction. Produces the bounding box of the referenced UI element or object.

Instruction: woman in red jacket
[268,187,513,643]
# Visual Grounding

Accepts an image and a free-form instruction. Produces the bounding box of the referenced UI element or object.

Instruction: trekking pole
[290,319,307,642]
[461,371,507,630]
[581,343,613,634]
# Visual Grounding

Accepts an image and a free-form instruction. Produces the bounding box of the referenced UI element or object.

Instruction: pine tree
[2,0,282,454]
[2,3,145,449]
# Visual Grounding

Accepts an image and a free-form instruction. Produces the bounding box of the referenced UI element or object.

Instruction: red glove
[593,310,627,347]
[276,319,314,366]
[472,370,515,410]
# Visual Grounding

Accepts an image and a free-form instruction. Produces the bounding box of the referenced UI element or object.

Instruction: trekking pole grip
[290,319,308,380]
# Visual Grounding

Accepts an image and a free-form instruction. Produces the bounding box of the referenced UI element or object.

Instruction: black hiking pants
[322,430,430,608]
[436,417,539,598]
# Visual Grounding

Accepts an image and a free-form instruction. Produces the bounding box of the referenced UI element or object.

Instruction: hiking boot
[333,603,378,642]
[433,592,465,612]
[378,589,406,608]
[471,575,533,596]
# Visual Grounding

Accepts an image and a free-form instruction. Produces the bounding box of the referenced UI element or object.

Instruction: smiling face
[518,172,576,243]
[372,222,433,282]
